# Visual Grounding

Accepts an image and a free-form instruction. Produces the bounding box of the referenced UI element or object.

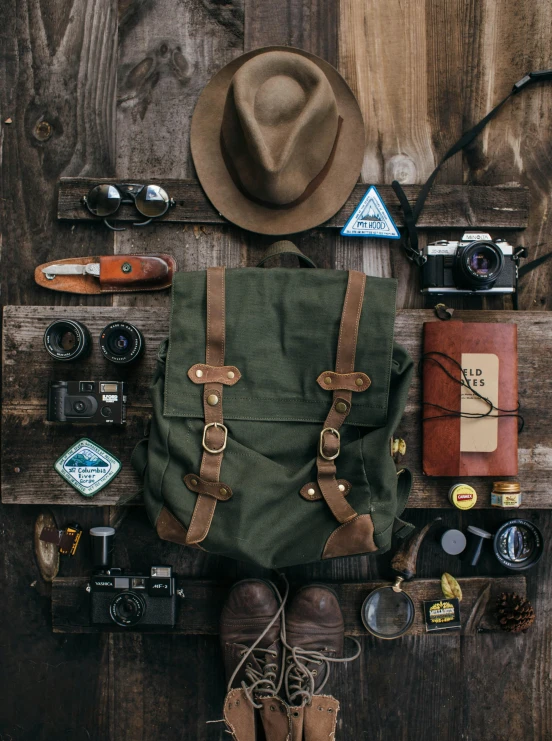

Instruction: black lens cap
[494,519,543,571]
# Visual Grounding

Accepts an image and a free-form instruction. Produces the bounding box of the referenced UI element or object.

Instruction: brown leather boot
[220,579,284,707]
[283,585,360,707]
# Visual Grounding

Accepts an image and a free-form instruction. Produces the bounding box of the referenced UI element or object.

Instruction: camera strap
[392,69,552,268]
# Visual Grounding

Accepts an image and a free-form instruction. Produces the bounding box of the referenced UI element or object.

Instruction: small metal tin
[440,528,467,556]
[448,483,477,510]
[493,519,543,571]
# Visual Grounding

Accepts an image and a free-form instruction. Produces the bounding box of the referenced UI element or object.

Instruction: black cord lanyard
[392,69,552,270]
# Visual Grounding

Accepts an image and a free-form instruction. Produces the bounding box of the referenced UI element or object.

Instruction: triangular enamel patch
[54,438,121,497]
[341,186,400,239]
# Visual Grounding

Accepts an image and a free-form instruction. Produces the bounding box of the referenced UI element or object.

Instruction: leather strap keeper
[183,474,233,501]
[300,480,351,501]
[188,364,241,385]
[316,370,371,392]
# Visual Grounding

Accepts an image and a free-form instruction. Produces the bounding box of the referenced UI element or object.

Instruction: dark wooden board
[58,177,530,229]
[52,575,525,636]
[3,306,551,508]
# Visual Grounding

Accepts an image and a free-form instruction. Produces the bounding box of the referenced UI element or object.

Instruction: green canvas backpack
[132,256,414,569]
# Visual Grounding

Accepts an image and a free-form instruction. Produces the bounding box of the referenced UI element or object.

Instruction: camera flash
[151,566,172,578]
[101,383,119,393]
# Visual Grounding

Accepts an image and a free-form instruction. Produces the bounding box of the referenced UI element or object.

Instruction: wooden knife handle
[99,255,174,288]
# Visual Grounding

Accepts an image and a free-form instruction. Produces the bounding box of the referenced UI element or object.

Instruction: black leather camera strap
[392,69,552,268]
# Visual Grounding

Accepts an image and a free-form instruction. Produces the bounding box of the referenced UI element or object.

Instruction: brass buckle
[202,422,228,454]
[319,427,340,461]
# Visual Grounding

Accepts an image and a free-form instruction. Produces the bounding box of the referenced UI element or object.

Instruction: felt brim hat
[191,46,365,236]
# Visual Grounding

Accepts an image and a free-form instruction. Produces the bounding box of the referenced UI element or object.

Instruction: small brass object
[338,484,345,492]
[355,377,364,386]
[219,487,227,496]
[191,478,198,486]
[335,401,347,414]
[324,377,332,385]
[207,393,219,406]
[227,371,235,379]
[307,488,315,497]
[195,369,204,378]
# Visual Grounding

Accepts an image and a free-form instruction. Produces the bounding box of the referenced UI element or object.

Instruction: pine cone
[495,592,535,633]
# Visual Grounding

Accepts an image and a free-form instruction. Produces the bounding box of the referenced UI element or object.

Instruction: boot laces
[226,577,289,709]
[281,625,361,706]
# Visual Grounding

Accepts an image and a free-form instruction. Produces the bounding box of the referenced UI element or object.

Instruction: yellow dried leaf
[441,572,462,601]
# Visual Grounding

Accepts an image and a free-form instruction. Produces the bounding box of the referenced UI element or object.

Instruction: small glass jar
[491,481,521,508]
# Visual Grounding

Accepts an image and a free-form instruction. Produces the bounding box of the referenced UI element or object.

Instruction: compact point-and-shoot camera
[421,232,523,295]
[47,380,127,425]
[89,566,176,628]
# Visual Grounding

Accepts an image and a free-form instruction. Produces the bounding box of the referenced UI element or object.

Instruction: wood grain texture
[463,0,552,313]
[51,575,525,635]
[58,177,530,228]
[0,0,118,306]
[4,306,551,508]
[112,0,245,308]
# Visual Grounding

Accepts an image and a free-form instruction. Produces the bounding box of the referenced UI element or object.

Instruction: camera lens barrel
[110,591,146,627]
[90,526,116,569]
[44,319,92,362]
[99,321,145,366]
[456,240,504,290]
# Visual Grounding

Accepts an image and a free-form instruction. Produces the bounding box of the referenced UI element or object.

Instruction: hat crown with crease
[191,46,365,235]
[221,51,339,206]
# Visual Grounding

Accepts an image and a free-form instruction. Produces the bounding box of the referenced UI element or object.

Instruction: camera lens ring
[99,321,145,366]
[109,591,146,627]
[456,240,504,290]
[44,319,92,362]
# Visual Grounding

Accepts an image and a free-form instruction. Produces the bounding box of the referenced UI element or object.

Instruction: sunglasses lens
[87,184,121,216]
[134,185,170,218]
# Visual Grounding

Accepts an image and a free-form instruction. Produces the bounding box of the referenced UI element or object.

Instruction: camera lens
[73,400,86,413]
[99,322,145,366]
[110,591,146,627]
[456,241,504,290]
[44,319,92,362]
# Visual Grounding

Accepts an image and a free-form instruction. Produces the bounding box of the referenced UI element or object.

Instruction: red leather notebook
[422,320,518,477]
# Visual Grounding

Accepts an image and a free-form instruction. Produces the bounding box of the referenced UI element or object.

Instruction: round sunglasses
[81,183,175,231]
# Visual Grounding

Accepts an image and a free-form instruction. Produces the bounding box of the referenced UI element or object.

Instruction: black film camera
[89,566,176,628]
[421,232,524,295]
[47,380,126,425]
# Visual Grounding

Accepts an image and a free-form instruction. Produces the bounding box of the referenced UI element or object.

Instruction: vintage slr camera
[421,232,522,295]
[47,380,126,425]
[89,566,176,628]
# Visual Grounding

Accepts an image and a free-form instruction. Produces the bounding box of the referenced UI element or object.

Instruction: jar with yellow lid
[448,483,477,510]
[491,481,521,508]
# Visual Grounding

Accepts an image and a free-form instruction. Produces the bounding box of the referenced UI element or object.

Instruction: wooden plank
[51,575,526,635]
[462,0,552,315]
[3,306,551,507]
[0,0,118,306]
[112,0,245,313]
[58,177,530,229]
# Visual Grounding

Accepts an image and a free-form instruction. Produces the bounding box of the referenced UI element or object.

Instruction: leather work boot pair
[219,579,360,740]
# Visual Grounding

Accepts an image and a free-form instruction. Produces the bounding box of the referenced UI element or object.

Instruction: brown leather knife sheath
[35,254,177,294]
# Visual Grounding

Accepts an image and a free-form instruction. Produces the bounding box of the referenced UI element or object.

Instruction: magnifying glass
[361,518,441,639]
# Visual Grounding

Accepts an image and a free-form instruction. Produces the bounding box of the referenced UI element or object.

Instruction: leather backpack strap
[316,270,367,523]
[186,266,229,545]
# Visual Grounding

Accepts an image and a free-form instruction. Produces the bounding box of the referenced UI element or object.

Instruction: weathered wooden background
[1,1,552,740]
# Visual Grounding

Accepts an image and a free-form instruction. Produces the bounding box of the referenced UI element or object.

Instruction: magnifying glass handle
[391,517,442,580]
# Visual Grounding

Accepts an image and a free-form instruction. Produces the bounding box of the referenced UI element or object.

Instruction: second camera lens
[99,322,145,366]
